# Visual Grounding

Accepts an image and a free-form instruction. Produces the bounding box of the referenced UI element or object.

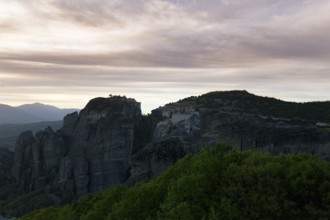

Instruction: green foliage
[195,91,330,123]
[1,191,53,217]
[19,145,330,220]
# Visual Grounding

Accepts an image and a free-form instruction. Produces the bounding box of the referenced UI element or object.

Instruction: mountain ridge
[0,102,79,124]
[176,90,330,123]
[0,121,63,151]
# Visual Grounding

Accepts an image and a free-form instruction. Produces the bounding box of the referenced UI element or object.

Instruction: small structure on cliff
[162,106,195,124]
[153,105,200,140]
[316,122,330,128]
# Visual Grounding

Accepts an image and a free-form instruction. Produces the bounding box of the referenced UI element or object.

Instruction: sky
[0,0,330,113]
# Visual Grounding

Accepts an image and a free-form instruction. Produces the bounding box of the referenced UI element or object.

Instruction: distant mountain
[0,103,79,124]
[0,104,39,124]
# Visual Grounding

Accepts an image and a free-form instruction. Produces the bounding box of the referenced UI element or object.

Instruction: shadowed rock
[11,96,142,198]
[9,91,330,203]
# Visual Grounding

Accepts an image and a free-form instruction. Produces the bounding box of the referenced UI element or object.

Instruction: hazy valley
[0,103,78,151]
[0,103,78,124]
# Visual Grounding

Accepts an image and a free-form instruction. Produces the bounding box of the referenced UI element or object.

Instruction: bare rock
[11,130,34,191]
[127,138,186,185]
[61,111,79,137]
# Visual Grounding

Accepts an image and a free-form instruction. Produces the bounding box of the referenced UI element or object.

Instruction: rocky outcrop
[199,111,330,157]
[0,215,9,220]
[8,91,330,204]
[0,147,14,183]
[32,127,67,191]
[11,127,68,192]
[67,97,141,196]
[126,138,187,184]
[11,131,34,191]
[11,96,142,198]
[126,92,330,183]
[60,112,78,137]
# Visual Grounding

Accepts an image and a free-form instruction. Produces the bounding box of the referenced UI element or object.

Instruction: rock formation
[127,91,330,182]
[8,91,330,203]
[0,147,14,183]
[11,96,142,198]
[126,138,187,185]
[11,131,35,192]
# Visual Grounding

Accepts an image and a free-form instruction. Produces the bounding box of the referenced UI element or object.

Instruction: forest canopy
[20,145,330,220]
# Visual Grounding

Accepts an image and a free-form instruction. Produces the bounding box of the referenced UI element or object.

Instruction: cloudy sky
[0,0,330,113]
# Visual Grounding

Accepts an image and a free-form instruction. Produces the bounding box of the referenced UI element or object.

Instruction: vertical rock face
[12,128,67,192]
[126,93,330,184]
[11,96,142,198]
[32,127,67,190]
[61,112,79,137]
[11,131,34,191]
[9,91,330,201]
[68,97,141,196]
[126,138,187,185]
[0,147,14,184]
[152,105,201,144]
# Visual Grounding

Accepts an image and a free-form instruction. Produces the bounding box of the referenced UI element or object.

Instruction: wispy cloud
[0,0,329,112]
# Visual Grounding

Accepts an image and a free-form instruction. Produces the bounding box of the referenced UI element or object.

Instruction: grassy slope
[20,145,330,220]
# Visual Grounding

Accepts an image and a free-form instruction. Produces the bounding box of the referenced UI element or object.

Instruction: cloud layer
[0,0,330,112]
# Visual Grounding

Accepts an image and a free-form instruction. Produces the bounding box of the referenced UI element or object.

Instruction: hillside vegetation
[179,91,330,123]
[20,145,330,220]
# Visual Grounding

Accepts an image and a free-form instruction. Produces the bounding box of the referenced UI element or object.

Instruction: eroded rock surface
[11,96,142,198]
[9,91,330,201]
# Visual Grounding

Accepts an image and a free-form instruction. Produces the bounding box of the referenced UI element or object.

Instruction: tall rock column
[11,96,142,198]
[66,96,141,196]
[11,131,34,191]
